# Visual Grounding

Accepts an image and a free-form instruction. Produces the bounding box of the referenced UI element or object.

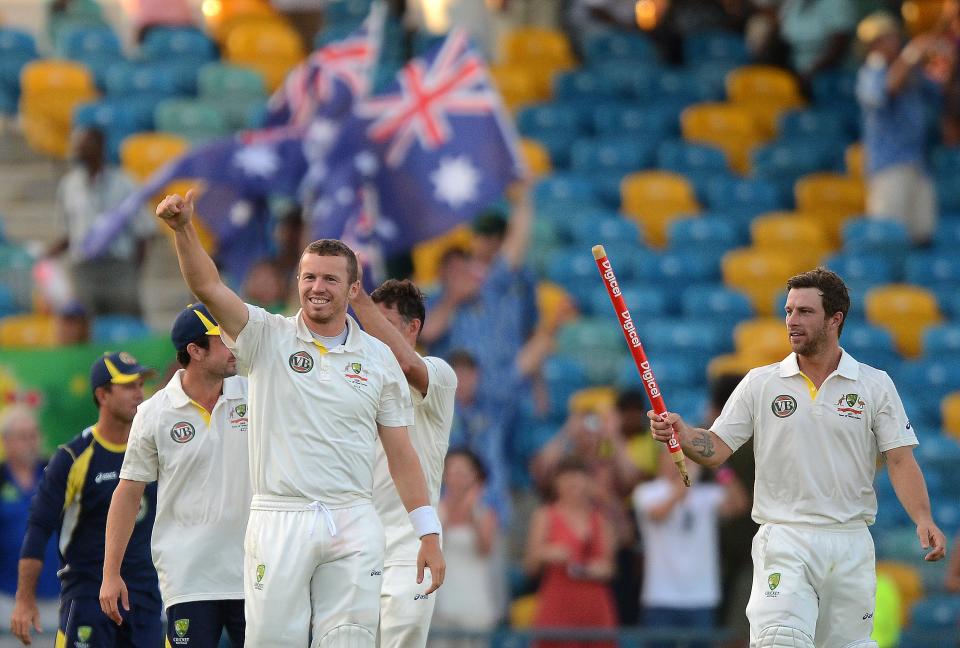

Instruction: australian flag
[79,5,385,284]
[307,28,525,270]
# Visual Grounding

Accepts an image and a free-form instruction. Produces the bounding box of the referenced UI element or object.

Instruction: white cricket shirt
[373,356,457,565]
[224,305,414,506]
[712,350,917,527]
[121,371,251,606]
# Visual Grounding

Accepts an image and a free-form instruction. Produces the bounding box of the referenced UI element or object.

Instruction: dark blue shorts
[165,599,245,648]
[58,596,162,648]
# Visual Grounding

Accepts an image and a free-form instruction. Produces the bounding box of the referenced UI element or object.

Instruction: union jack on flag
[358,29,499,168]
[265,1,385,127]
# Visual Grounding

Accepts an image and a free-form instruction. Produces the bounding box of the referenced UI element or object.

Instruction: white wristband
[409,505,441,538]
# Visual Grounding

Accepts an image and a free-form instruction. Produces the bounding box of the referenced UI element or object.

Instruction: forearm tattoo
[690,430,716,458]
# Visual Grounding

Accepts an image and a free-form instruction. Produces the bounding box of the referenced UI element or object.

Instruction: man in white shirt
[154,190,445,647]
[350,277,457,648]
[100,303,251,647]
[648,267,947,648]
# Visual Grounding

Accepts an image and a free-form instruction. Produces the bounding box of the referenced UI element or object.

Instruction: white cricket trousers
[244,496,385,647]
[747,522,876,648]
[377,564,435,648]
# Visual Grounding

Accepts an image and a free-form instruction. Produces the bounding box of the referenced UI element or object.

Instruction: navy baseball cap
[171,303,221,351]
[90,351,153,392]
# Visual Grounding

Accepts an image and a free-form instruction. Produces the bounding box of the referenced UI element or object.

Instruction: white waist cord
[308,501,337,537]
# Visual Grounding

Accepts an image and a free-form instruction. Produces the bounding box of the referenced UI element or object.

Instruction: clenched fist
[156,189,196,230]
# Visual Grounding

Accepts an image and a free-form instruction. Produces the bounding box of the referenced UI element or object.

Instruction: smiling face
[297,253,358,333]
[785,287,841,358]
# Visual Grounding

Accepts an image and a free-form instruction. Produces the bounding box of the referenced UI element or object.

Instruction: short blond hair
[857,12,900,44]
[0,405,37,438]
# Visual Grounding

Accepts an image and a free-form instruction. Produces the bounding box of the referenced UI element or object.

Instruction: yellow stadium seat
[864,284,942,358]
[794,173,865,215]
[120,132,190,181]
[20,60,98,158]
[740,101,801,140]
[206,0,282,43]
[503,27,575,68]
[412,225,473,286]
[537,281,576,330]
[0,314,59,348]
[490,65,544,110]
[151,180,217,254]
[793,209,857,248]
[722,248,800,315]
[520,138,552,177]
[569,386,617,414]
[621,171,700,247]
[510,594,539,629]
[681,103,767,173]
[225,23,304,91]
[846,142,864,178]
[942,392,960,440]
[734,318,792,364]
[751,213,833,267]
[902,0,946,36]
[876,560,923,625]
[726,65,804,106]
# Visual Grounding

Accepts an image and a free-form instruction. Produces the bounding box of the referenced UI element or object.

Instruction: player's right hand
[10,598,41,645]
[647,410,687,444]
[99,573,129,626]
[156,190,196,230]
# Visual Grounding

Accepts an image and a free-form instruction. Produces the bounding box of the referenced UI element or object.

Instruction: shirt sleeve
[221,303,269,374]
[20,448,73,560]
[874,371,918,452]
[120,406,159,482]
[710,372,758,453]
[857,56,890,109]
[631,481,670,515]
[419,357,458,424]
[376,346,415,428]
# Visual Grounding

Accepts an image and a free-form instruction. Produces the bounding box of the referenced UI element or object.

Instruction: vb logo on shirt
[170,422,196,444]
[289,351,314,374]
[771,395,797,418]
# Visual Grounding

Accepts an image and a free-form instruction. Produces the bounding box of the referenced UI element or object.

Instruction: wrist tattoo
[691,430,715,458]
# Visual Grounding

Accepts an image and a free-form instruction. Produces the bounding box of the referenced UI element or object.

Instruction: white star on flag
[430,155,480,208]
[304,119,339,161]
[234,145,279,177]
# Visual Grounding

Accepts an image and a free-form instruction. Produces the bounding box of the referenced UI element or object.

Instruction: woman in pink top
[125,0,194,42]
[525,456,618,648]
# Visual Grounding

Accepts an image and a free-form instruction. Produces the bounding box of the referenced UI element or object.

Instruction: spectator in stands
[0,407,60,634]
[618,388,658,478]
[937,0,960,145]
[632,452,748,648]
[404,0,497,60]
[448,350,512,526]
[49,127,155,317]
[763,0,857,88]
[421,182,538,409]
[270,0,324,52]
[562,0,639,60]
[856,12,943,246]
[54,301,91,346]
[432,449,504,644]
[648,0,748,64]
[946,532,960,591]
[525,456,618,648]
[125,0,194,43]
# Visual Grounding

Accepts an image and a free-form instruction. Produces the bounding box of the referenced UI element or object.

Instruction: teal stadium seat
[683,30,749,65]
[73,100,143,161]
[583,30,658,64]
[633,249,719,285]
[198,63,267,129]
[909,595,960,631]
[553,69,618,101]
[594,62,660,100]
[824,252,896,285]
[0,28,38,115]
[778,108,855,143]
[668,216,746,265]
[140,27,217,62]
[615,355,703,395]
[752,140,840,196]
[584,286,669,319]
[923,324,960,357]
[655,68,720,106]
[680,284,753,326]
[591,103,678,144]
[517,103,587,167]
[564,210,642,247]
[324,0,376,25]
[56,24,121,59]
[641,318,732,363]
[154,98,230,142]
[706,176,784,216]
[105,61,179,98]
[897,361,960,414]
[657,140,728,174]
[905,251,960,291]
[533,173,599,208]
[841,218,910,256]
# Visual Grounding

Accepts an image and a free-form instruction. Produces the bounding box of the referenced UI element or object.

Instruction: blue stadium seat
[668,216,746,253]
[693,61,741,101]
[657,140,728,174]
[0,27,37,58]
[0,29,38,115]
[615,355,704,396]
[544,246,609,286]
[910,595,960,631]
[565,211,642,247]
[936,172,960,212]
[56,24,121,60]
[778,108,853,141]
[325,0,375,25]
[923,324,960,356]
[810,69,857,106]
[105,61,180,98]
[533,173,599,208]
[655,68,720,105]
[583,30,658,64]
[683,31,748,65]
[583,285,669,319]
[752,139,839,181]
[824,252,896,286]
[899,360,960,410]
[680,284,753,325]
[841,321,897,356]
[931,145,960,176]
[140,27,217,62]
[594,62,661,100]
[661,389,709,423]
[591,103,679,142]
[841,218,910,255]
[517,103,586,134]
[91,315,152,344]
[541,354,590,418]
[705,176,784,215]
[931,218,960,250]
[905,251,960,290]
[935,288,960,319]
[554,70,618,101]
[73,100,144,161]
[641,318,733,358]
[633,250,720,285]
[570,138,653,176]
[0,284,21,318]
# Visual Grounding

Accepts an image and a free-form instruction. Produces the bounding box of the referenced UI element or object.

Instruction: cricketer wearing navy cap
[11,351,161,647]
[102,303,250,648]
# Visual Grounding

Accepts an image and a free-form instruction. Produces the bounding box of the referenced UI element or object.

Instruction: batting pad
[316,623,375,648]
[755,626,816,648]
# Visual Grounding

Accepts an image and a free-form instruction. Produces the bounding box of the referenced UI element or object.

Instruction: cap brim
[110,367,156,384]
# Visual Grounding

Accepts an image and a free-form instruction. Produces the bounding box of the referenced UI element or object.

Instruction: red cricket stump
[592,244,691,487]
